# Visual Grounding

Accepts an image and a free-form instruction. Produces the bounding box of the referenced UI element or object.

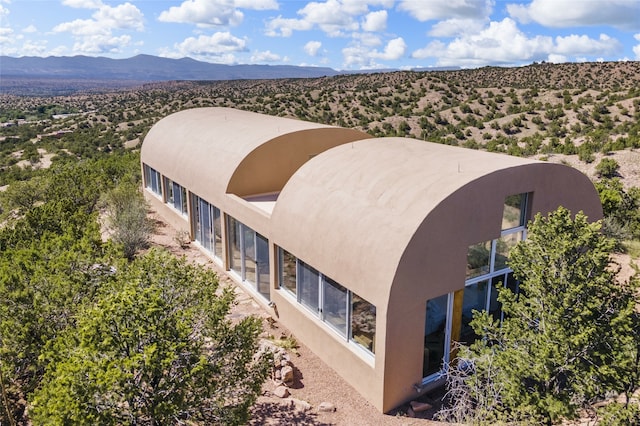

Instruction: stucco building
[141,107,603,412]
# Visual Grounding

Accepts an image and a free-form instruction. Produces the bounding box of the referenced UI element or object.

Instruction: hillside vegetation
[2,61,639,171]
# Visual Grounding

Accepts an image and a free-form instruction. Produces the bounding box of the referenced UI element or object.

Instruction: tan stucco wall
[227,128,371,196]
[382,163,603,411]
[143,191,191,237]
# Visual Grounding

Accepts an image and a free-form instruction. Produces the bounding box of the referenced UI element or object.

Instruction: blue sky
[1,0,639,70]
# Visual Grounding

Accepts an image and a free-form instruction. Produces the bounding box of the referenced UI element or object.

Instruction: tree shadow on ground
[250,401,331,426]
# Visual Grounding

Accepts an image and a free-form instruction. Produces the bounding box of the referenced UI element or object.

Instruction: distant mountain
[0,54,341,81]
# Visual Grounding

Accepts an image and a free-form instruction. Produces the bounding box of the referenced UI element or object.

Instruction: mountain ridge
[0,54,342,81]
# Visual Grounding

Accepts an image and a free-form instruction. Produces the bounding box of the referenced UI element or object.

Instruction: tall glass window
[298,260,320,312]
[277,247,376,355]
[227,216,270,301]
[279,249,297,295]
[164,177,187,216]
[323,278,348,336]
[143,164,161,196]
[191,194,221,261]
[228,217,242,276]
[424,293,450,378]
[460,280,489,345]
[351,294,376,354]
[502,193,527,230]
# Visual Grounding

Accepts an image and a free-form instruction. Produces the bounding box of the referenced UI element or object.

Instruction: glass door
[256,234,270,300]
[423,293,452,379]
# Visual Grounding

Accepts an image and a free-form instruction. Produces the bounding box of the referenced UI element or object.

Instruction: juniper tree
[30,250,271,426]
[438,207,640,425]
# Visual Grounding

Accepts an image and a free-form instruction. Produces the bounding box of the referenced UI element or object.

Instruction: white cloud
[54,3,143,34]
[353,31,382,47]
[507,0,640,31]
[297,0,359,36]
[22,24,37,33]
[0,26,14,47]
[398,0,494,22]
[371,37,407,60]
[304,40,322,56]
[428,18,486,37]
[342,36,406,68]
[413,17,626,67]
[63,0,104,8]
[251,49,281,62]
[412,18,553,67]
[52,2,143,54]
[54,19,107,36]
[362,10,387,32]
[93,3,144,31]
[265,0,393,38]
[159,0,244,27]
[547,53,567,63]
[265,16,313,37]
[235,0,279,10]
[163,32,248,62]
[554,33,622,56]
[73,34,131,54]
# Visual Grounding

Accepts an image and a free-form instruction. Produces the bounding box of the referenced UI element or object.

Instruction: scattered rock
[406,407,416,418]
[409,400,432,412]
[281,365,294,385]
[273,385,290,398]
[318,402,336,412]
[289,398,312,412]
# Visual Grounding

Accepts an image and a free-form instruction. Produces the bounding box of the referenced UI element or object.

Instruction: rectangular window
[322,277,348,336]
[226,216,270,301]
[164,177,188,216]
[143,164,161,196]
[460,280,489,345]
[502,193,528,230]
[279,249,297,295]
[256,234,270,300]
[351,293,376,354]
[298,260,320,312]
[424,293,449,377]
[494,230,523,271]
[228,217,242,276]
[466,240,491,279]
[243,225,257,284]
[213,208,223,260]
[191,194,221,261]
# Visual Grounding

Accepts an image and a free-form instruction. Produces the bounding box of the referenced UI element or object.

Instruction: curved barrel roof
[141,107,370,204]
[270,137,602,308]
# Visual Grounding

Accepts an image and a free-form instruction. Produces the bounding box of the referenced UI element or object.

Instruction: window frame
[163,176,188,216]
[227,216,270,301]
[143,164,162,197]
[191,193,222,262]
